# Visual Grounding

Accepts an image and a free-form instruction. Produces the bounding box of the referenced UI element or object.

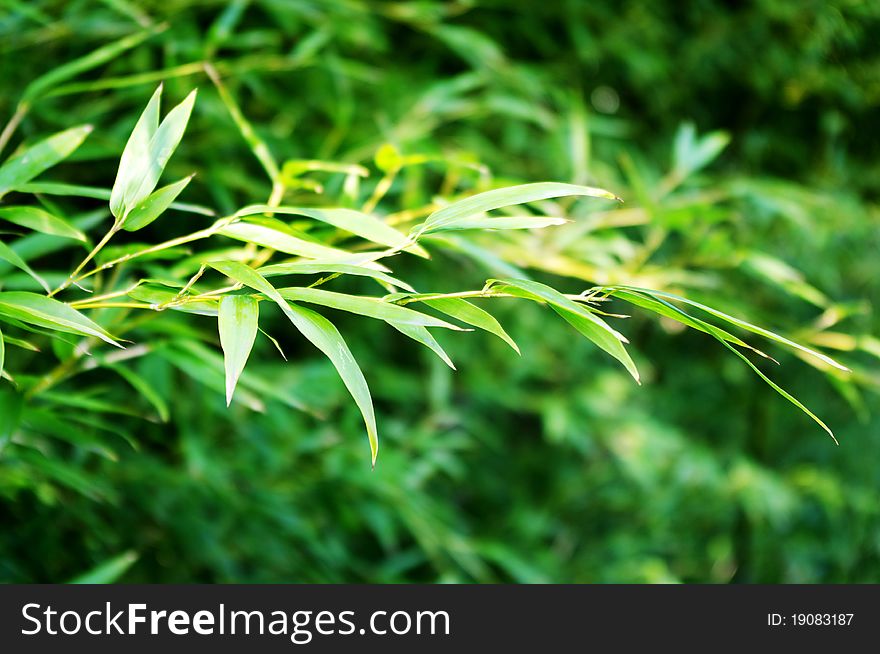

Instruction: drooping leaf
[122,174,194,231]
[0,292,121,347]
[389,321,455,369]
[415,182,619,235]
[0,206,86,241]
[106,363,171,423]
[0,240,50,292]
[487,278,639,382]
[218,295,259,406]
[420,296,519,354]
[0,125,93,199]
[206,260,378,465]
[627,286,849,371]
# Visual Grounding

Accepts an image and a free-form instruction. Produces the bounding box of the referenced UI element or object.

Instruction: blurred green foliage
[0,0,878,583]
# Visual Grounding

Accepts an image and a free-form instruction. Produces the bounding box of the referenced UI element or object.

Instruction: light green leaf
[236,205,429,257]
[110,86,197,220]
[421,296,519,354]
[0,125,93,199]
[122,174,195,231]
[258,261,415,293]
[205,260,378,465]
[218,219,356,260]
[276,287,465,330]
[389,322,455,369]
[0,292,121,347]
[423,215,569,232]
[416,182,619,235]
[488,278,639,382]
[631,286,849,372]
[68,551,138,584]
[2,333,40,352]
[218,295,259,406]
[0,325,4,380]
[0,240,50,292]
[0,206,86,241]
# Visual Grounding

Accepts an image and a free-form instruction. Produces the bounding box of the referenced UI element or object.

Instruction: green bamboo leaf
[122,174,195,231]
[628,286,849,372]
[111,86,197,220]
[0,206,87,241]
[0,240,50,292]
[416,182,619,235]
[110,85,161,218]
[0,292,121,347]
[423,215,569,232]
[68,551,138,584]
[716,336,836,443]
[276,287,465,330]
[602,287,776,362]
[389,322,455,369]
[206,260,378,465]
[218,295,259,406]
[1,333,40,352]
[421,297,519,353]
[258,261,415,292]
[236,205,429,257]
[488,278,639,382]
[0,125,93,199]
[218,219,356,260]
[0,325,5,380]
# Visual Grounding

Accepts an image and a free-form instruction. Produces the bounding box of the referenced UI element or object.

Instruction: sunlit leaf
[416,182,619,235]
[122,174,195,231]
[0,206,86,241]
[0,125,93,199]
[206,260,379,465]
[0,292,121,347]
[218,295,259,406]
[258,261,415,292]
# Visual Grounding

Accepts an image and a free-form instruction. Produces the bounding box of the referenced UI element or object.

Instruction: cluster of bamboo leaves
[0,75,852,467]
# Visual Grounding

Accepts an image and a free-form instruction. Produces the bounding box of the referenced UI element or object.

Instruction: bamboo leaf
[415,296,519,353]
[106,363,171,423]
[390,322,455,369]
[122,174,195,231]
[0,325,4,380]
[0,125,93,199]
[423,215,569,232]
[14,182,215,215]
[628,286,849,372]
[0,292,121,347]
[218,295,259,406]
[206,260,379,465]
[236,205,429,257]
[68,551,138,584]
[258,261,415,292]
[416,182,619,235]
[111,86,196,220]
[0,206,86,241]
[0,240,50,292]
[218,220,356,260]
[276,287,465,330]
[488,278,639,382]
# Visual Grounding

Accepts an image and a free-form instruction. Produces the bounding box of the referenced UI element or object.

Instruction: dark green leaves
[0,292,120,347]
[110,85,196,224]
[218,295,259,406]
[0,125,93,199]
